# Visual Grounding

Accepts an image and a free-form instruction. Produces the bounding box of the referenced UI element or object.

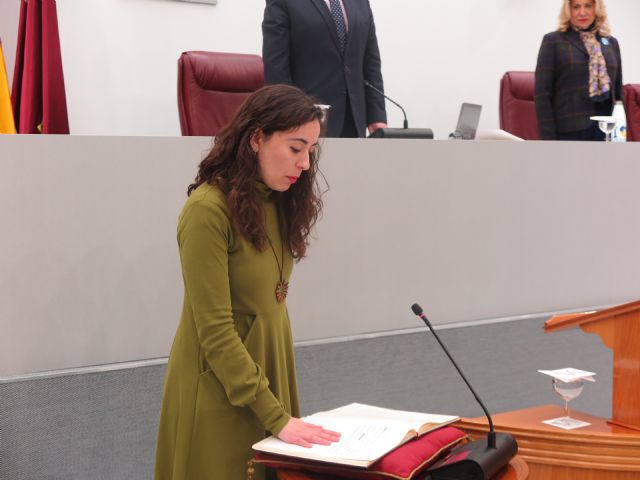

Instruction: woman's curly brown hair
[188,84,325,260]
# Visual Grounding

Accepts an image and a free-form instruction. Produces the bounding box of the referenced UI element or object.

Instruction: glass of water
[590,116,616,142]
[552,378,585,419]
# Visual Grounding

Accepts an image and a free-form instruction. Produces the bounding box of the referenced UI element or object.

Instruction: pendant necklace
[266,234,288,303]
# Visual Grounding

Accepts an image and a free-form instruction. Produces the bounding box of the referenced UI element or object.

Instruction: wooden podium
[456,405,640,480]
[455,300,640,480]
[544,299,640,431]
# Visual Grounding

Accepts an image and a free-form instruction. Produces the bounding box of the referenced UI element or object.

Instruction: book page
[309,403,458,432]
[254,416,413,465]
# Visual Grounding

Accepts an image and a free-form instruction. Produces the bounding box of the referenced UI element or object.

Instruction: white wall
[1,0,638,138]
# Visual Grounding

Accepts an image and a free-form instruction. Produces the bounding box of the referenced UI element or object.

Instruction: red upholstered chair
[499,71,540,140]
[624,84,640,142]
[177,51,264,136]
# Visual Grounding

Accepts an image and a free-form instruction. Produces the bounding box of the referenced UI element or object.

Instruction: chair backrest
[624,84,640,142]
[177,51,264,136]
[499,71,540,140]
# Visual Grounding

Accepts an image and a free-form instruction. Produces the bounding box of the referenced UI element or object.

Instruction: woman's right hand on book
[277,417,342,448]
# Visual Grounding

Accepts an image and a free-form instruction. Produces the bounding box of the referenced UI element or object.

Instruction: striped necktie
[328,0,347,52]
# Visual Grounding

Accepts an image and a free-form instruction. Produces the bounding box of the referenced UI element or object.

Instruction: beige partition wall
[2,136,640,377]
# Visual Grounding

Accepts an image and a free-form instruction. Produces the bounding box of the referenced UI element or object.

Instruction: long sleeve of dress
[178,199,290,435]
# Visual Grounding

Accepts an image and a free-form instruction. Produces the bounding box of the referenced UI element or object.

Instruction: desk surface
[458,404,640,439]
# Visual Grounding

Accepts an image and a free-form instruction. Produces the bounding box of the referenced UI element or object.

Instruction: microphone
[410,303,518,480]
[362,80,433,139]
[363,79,409,129]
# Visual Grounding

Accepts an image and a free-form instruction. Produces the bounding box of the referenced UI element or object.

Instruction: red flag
[12,0,69,134]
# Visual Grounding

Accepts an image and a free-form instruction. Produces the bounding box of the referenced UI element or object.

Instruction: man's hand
[368,122,388,134]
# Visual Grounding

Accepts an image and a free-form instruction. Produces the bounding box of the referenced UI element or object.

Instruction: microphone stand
[411,303,518,480]
[362,80,433,139]
[363,79,409,129]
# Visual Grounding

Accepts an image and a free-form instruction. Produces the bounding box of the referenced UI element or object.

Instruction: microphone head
[411,303,423,316]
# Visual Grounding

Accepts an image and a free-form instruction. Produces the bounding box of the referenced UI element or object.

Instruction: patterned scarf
[579,30,611,99]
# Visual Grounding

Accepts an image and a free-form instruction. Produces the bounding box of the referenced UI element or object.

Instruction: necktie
[328,0,347,52]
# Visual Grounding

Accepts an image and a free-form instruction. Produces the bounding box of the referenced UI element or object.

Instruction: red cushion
[253,426,467,480]
[177,51,264,136]
[499,71,540,140]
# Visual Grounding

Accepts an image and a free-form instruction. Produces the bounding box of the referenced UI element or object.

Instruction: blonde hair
[557,0,611,36]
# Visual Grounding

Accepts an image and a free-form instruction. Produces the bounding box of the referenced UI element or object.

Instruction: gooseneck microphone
[363,79,409,129]
[411,304,496,448]
[411,303,518,480]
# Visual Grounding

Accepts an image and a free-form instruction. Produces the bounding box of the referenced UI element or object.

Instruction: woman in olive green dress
[154,85,340,480]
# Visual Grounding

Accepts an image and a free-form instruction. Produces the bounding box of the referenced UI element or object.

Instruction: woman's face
[569,0,596,29]
[252,120,320,192]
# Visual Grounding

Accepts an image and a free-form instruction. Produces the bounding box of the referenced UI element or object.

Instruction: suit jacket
[534,29,623,140]
[262,0,387,137]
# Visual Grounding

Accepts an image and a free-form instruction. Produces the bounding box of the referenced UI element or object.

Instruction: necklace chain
[266,233,288,303]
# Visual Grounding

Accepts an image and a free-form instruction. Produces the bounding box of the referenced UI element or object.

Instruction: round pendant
[275,280,289,303]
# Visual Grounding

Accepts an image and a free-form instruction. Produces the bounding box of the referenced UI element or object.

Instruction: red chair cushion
[499,71,540,140]
[253,426,467,480]
[177,51,264,136]
[624,84,640,142]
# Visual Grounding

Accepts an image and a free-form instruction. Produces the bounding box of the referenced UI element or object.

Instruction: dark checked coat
[534,29,623,140]
[262,0,387,137]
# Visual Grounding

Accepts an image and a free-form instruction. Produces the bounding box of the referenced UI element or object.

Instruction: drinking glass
[552,378,585,419]
[590,116,616,142]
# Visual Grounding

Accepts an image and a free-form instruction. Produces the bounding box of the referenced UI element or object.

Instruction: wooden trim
[544,300,640,332]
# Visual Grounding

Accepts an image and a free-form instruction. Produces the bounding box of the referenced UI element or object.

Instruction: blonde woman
[535,0,623,140]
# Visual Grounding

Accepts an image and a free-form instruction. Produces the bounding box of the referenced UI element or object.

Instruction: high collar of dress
[254,180,273,200]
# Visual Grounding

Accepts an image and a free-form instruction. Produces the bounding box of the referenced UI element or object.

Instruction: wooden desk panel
[455,405,640,480]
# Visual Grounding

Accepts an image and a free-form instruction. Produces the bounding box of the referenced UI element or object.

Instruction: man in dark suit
[262,0,387,138]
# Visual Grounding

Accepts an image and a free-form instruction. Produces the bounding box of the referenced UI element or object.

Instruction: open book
[252,403,459,468]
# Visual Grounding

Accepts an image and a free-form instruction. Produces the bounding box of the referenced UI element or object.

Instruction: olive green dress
[154,182,299,480]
